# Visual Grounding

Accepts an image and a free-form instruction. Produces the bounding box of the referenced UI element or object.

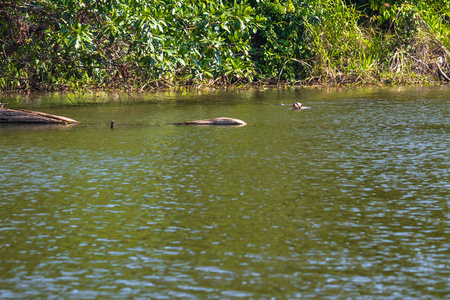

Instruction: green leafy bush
[1,0,449,92]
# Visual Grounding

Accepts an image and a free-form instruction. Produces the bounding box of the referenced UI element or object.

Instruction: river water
[0,86,448,299]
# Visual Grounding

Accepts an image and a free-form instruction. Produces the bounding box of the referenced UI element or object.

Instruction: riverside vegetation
[1,0,450,92]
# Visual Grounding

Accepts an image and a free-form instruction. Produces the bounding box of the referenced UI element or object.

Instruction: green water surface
[0,86,448,299]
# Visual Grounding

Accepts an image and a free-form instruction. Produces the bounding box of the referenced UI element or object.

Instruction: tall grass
[304,0,378,84]
[303,0,450,85]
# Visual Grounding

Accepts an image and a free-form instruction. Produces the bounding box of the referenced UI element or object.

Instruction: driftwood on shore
[173,117,247,126]
[436,57,450,82]
[0,108,79,124]
[437,63,450,82]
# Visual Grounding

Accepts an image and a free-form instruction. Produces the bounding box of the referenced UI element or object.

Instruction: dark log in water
[173,117,247,126]
[0,108,79,124]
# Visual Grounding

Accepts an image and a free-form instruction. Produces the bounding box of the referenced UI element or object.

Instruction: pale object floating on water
[175,117,247,126]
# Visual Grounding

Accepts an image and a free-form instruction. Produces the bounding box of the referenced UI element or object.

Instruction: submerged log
[174,117,247,126]
[0,108,79,124]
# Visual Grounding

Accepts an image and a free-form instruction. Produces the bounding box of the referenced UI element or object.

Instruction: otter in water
[292,102,310,110]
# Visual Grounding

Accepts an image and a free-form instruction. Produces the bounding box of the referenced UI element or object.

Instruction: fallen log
[0,108,79,124]
[173,117,247,126]
[437,63,450,82]
[436,57,450,82]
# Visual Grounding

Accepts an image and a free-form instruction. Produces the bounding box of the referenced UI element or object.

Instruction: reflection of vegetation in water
[1,0,449,92]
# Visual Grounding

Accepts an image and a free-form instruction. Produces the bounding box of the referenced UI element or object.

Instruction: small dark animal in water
[110,120,115,129]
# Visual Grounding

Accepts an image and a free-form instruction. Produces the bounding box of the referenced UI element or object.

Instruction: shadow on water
[0,123,78,131]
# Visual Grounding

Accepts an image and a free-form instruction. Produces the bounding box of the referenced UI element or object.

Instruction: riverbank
[1,0,449,93]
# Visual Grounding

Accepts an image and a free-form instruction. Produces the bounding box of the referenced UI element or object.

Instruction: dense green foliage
[1,0,450,92]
